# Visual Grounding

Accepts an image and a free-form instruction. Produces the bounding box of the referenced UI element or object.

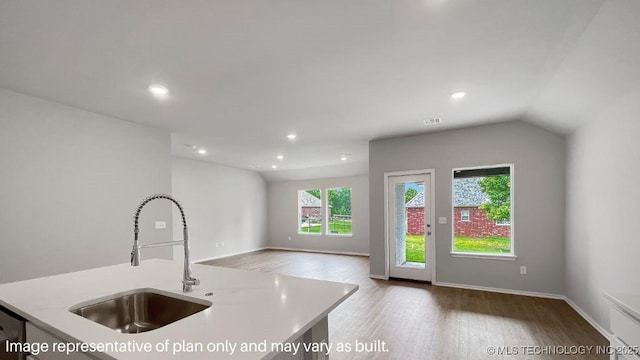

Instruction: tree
[328,188,351,215]
[477,175,511,221]
[405,188,418,203]
[306,189,321,199]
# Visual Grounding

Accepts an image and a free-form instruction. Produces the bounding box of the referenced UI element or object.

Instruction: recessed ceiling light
[271,165,277,169]
[340,154,351,161]
[184,144,197,150]
[249,165,257,169]
[276,155,284,160]
[451,91,466,100]
[287,134,297,140]
[197,148,207,155]
[149,84,169,97]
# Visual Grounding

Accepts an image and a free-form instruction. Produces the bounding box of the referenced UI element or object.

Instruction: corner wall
[369,121,566,294]
[268,176,369,255]
[171,157,268,262]
[0,89,173,284]
[565,92,640,332]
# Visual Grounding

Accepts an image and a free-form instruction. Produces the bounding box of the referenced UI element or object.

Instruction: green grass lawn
[405,234,425,263]
[328,220,351,234]
[300,225,321,233]
[300,221,352,235]
[453,236,511,254]
[401,235,511,263]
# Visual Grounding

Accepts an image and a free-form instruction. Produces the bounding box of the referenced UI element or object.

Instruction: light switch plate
[438,217,447,224]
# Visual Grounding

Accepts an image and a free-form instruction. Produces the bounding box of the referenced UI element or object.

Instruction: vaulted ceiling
[1,0,638,180]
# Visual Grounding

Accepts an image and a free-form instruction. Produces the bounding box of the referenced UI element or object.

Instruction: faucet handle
[183,277,200,286]
[130,246,140,266]
[182,277,200,292]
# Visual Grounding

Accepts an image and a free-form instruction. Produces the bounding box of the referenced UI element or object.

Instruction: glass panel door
[388,173,432,281]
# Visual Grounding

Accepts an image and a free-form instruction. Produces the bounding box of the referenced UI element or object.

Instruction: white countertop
[604,292,640,320]
[0,259,358,360]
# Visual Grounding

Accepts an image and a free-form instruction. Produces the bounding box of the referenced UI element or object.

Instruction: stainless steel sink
[69,288,211,333]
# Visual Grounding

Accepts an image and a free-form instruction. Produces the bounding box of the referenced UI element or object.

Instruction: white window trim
[450,252,517,261]
[298,189,323,236]
[495,219,511,226]
[450,163,515,259]
[460,209,470,222]
[325,187,353,237]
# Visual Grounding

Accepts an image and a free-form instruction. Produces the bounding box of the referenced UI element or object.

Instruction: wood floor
[202,250,608,360]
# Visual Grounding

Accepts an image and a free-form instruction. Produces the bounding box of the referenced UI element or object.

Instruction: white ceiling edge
[261,161,369,182]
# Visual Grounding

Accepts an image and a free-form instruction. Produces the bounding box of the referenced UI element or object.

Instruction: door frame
[383,169,436,282]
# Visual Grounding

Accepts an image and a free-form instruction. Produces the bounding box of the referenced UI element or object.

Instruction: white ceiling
[1,0,638,181]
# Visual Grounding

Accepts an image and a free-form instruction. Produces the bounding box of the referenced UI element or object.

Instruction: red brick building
[405,192,425,235]
[299,190,323,221]
[453,207,510,238]
[406,178,511,238]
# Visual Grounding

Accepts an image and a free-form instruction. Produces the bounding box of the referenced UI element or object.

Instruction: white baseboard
[434,281,565,300]
[268,247,370,257]
[434,282,610,340]
[196,246,368,264]
[369,274,388,280]
[197,249,610,341]
[194,247,268,263]
[563,296,611,340]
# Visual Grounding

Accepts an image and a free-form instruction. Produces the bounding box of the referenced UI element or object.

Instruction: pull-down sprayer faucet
[131,194,199,292]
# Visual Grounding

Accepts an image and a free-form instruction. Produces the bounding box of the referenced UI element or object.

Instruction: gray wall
[268,176,369,255]
[0,89,172,284]
[565,92,640,332]
[171,157,268,261]
[369,121,566,294]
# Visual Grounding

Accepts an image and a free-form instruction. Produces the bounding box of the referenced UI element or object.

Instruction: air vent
[423,118,442,125]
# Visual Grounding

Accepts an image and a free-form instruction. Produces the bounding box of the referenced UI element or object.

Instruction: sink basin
[69,288,211,333]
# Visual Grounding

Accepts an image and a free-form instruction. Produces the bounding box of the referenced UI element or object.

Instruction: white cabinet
[605,293,640,360]
[25,323,95,360]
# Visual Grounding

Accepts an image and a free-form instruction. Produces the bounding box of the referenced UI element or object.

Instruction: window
[452,165,513,257]
[327,187,352,236]
[298,189,322,234]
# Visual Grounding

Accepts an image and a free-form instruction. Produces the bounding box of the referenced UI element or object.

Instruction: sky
[405,182,424,192]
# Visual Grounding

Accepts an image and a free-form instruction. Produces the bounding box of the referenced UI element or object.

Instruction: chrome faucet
[131,194,200,292]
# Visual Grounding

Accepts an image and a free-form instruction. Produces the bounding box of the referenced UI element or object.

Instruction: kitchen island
[0,259,358,359]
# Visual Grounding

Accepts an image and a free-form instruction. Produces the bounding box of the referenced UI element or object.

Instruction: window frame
[298,189,323,236]
[460,209,470,222]
[325,187,353,237]
[450,164,516,260]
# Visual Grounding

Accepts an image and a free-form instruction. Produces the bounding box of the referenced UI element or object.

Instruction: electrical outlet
[288,236,292,241]
[215,242,219,248]
[438,217,447,224]
[154,221,166,229]
[221,242,225,247]
[520,266,527,275]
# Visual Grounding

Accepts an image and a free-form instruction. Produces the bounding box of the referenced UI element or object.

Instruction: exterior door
[387,172,432,282]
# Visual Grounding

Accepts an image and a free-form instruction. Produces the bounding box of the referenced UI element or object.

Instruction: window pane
[453,167,512,255]
[299,189,322,234]
[327,187,352,235]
